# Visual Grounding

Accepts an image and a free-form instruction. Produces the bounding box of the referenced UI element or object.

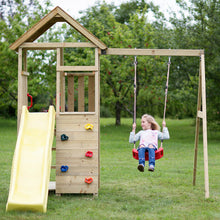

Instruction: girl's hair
[142,114,160,131]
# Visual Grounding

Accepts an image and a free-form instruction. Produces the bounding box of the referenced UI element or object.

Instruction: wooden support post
[56,48,61,115]
[193,55,209,199]
[201,54,209,199]
[17,48,28,131]
[95,48,100,188]
[23,50,28,106]
[60,48,65,112]
[193,60,202,186]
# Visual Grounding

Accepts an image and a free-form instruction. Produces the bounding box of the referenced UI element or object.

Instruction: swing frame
[131,55,171,162]
[104,48,209,199]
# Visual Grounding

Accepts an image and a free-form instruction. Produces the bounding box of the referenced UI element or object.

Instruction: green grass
[0,117,220,219]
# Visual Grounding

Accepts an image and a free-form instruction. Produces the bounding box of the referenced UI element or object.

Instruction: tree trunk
[115,101,121,126]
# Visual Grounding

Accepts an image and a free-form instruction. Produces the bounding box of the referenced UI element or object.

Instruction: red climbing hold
[85,177,93,184]
[85,151,93,158]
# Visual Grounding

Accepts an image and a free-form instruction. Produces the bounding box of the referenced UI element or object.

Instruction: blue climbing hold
[61,134,69,141]
[60,165,69,172]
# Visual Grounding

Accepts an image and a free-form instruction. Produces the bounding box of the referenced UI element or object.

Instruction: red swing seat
[132,147,164,161]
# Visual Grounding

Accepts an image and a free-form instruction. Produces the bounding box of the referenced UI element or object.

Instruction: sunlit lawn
[0,117,219,219]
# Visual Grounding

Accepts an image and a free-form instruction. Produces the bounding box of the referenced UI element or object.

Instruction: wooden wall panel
[56,165,98,176]
[56,131,98,141]
[56,149,98,163]
[56,140,98,149]
[56,113,99,194]
[56,176,98,194]
[56,114,97,124]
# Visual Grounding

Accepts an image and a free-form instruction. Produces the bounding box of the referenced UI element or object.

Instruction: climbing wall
[56,114,99,194]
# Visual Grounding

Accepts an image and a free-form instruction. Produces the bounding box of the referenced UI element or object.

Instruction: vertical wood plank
[23,49,28,108]
[193,60,202,186]
[68,75,75,112]
[78,76,84,112]
[88,75,95,112]
[56,48,61,115]
[95,48,100,189]
[17,48,27,132]
[60,48,65,112]
[201,54,209,199]
[17,48,22,131]
[95,48,100,116]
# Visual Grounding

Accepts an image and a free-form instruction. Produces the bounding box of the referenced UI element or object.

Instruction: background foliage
[0,0,219,127]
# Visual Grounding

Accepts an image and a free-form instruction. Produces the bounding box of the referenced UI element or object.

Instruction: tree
[170,0,220,126]
[67,1,167,125]
[0,0,52,116]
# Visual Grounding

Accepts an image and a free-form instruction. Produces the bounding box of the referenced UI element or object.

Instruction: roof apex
[10,6,107,51]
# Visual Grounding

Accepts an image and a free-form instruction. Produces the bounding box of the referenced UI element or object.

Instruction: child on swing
[129,114,170,172]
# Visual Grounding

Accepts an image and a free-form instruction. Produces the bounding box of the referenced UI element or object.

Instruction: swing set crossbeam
[105,48,204,57]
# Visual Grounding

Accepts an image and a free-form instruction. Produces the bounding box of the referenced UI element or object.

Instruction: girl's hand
[132,123,136,132]
[162,121,166,127]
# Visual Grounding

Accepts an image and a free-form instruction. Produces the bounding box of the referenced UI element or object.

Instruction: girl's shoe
[148,165,154,172]
[137,164,144,172]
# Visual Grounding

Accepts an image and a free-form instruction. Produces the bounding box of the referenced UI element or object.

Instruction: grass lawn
[0,117,220,219]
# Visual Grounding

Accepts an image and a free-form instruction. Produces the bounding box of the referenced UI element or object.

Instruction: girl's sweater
[129,127,170,149]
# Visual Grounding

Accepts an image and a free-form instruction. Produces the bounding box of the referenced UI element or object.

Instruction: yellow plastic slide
[6,106,55,213]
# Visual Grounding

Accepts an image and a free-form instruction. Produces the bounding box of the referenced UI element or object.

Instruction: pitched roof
[10,6,107,51]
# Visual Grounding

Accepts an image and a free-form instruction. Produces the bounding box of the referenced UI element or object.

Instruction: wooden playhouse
[10,6,107,195]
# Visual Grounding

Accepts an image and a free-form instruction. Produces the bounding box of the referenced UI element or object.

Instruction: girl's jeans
[137,145,156,167]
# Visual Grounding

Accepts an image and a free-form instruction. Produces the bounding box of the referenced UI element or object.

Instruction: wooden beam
[59,112,95,115]
[20,42,96,50]
[57,65,98,72]
[193,65,202,186]
[65,72,95,77]
[94,48,101,189]
[56,48,61,115]
[201,54,209,199]
[60,48,65,112]
[17,48,28,132]
[105,48,204,57]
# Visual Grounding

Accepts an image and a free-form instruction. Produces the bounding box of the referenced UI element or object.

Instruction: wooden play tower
[10,6,107,195]
[10,7,209,198]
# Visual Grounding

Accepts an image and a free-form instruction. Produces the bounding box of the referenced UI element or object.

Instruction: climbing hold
[85,124,94,130]
[85,151,93,158]
[85,177,93,184]
[61,134,69,141]
[60,165,69,172]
